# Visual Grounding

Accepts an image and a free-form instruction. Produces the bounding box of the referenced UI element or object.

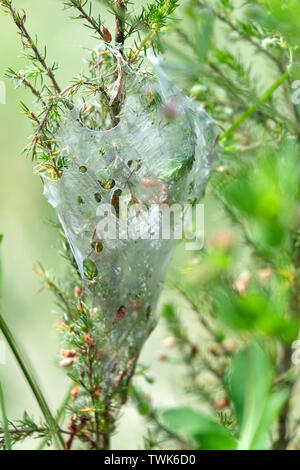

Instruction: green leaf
[0,382,12,450]
[213,287,298,343]
[250,389,289,450]
[250,0,300,46]
[162,407,237,450]
[227,343,288,450]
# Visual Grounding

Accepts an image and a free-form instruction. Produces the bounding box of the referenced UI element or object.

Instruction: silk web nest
[42,53,216,388]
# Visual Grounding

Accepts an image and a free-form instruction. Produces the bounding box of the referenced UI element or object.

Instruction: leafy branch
[220,70,289,141]
[64,0,104,39]
[1,0,61,93]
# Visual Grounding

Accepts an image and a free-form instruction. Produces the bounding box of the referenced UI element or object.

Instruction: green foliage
[0,311,65,449]
[162,407,237,450]
[249,1,300,46]
[0,0,181,174]
[2,0,300,451]
[0,412,53,449]
[131,0,300,452]
[0,383,11,450]
[228,343,288,450]
[161,344,288,450]
[141,0,179,27]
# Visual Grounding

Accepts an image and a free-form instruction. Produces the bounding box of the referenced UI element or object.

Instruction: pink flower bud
[60,357,74,368]
[259,268,272,281]
[232,271,250,294]
[61,349,76,358]
[74,285,82,297]
[156,352,168,361]
[163,336,177,348]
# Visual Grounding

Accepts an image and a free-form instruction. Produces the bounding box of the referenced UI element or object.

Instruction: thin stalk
[0,312,64,449]
[115,0,126,45]
[220,71,289,141]
[0,383,12,450]
[129,24,158,63]
[37,385,72,450]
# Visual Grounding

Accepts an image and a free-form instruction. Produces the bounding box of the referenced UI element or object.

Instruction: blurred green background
[0,0,220,449]
[2,0,294,451]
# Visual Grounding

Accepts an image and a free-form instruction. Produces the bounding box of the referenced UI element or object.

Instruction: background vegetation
[0,0,300,450]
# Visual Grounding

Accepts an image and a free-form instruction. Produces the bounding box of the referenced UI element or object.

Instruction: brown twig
[114,0,126,45]
[19,76,47,105]
[273,346,293,450]
[67,0,104,39]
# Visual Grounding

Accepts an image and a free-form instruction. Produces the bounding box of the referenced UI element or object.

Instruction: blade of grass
[37,385,72,450]
[0,312,65,449]
[0,382,12,450]
[0,238,12,450]
[0,234,3,299]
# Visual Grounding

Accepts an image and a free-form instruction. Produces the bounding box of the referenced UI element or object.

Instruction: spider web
[42,57,216,389]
